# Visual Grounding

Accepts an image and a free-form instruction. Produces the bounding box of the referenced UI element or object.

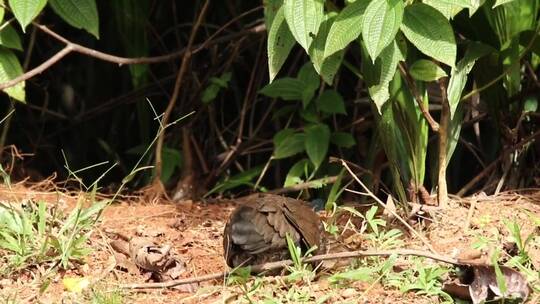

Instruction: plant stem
[437,79,450,207]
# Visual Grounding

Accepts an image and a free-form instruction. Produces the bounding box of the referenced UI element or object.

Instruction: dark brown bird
[223,193,324,268]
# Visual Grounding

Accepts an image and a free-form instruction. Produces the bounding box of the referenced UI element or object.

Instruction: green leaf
[328,267,375,283]
[267,6,296,82]
[0,25,22,51]
[273,128,295,146]
[206,166,263,196]
[361,39,404,112]
[316,90,346,114]
[331,132,356,148]
[0,8,5,24]
[447,42,493,117]
[298,62,320,107]
[324,0,369,59]
[9,0,47,32]
[259,78,305,101]
[283,0,324,52]
[362,0,404,61]
[305,123,330,168]
[409,59,447,81]
[264,0,283,29]
[0,47,25,102]
[48,0,99,38]
[202,72,232,104]
[400,3,456,67]
[274,132,306,159]
[284,158,312,187]
[423,0,469,19]
[309,12,344,84]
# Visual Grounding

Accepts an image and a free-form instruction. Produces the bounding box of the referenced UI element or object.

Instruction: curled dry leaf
[129,237,174,273]
[443,264,530,304]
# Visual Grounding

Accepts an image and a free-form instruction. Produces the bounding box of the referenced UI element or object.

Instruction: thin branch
[398,62,439,131]
[0,20,265,90]
[119,248,460,289]
[153,0,210,183]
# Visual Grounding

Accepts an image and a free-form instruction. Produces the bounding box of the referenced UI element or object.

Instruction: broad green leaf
[305,123,330,168]
[298,62,320,108]
[309,12,344,84]
[284,158,312,187]
[0,25,22,51]
[361,39,404,112]
[316,90,346,114]
[273,128,295,146]
[362,0,404,61]
[267,6,296,82]
[9,0,47,32]
[259,78,305,101]
[298,62,320,92]
[0,8,5,24]
[400,3,456,67]
[0,47,25,102]
[274,132,306,159]
[447,41,493,117]
[49,0,99,38]
[423,0,466,19]
[409,59,447,81]
[283,0,324,52]
[331,132,356,148]
[324,0,369,59]
[264,0,283,29]
[300,103,321,123]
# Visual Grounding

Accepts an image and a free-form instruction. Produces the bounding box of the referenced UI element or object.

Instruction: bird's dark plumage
[223,194,323,268]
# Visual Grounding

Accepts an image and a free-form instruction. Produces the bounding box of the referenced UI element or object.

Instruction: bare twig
[119,248,460,289]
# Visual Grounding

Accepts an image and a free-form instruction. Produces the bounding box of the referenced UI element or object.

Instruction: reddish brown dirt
[0,183,539,303]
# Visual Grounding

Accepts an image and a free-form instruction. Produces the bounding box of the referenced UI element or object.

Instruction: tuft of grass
[0,196,107,276]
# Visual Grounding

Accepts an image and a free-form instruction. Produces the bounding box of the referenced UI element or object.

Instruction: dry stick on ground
[152,0,209,189]
[333,158,437,254]
[119,249,460,289]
